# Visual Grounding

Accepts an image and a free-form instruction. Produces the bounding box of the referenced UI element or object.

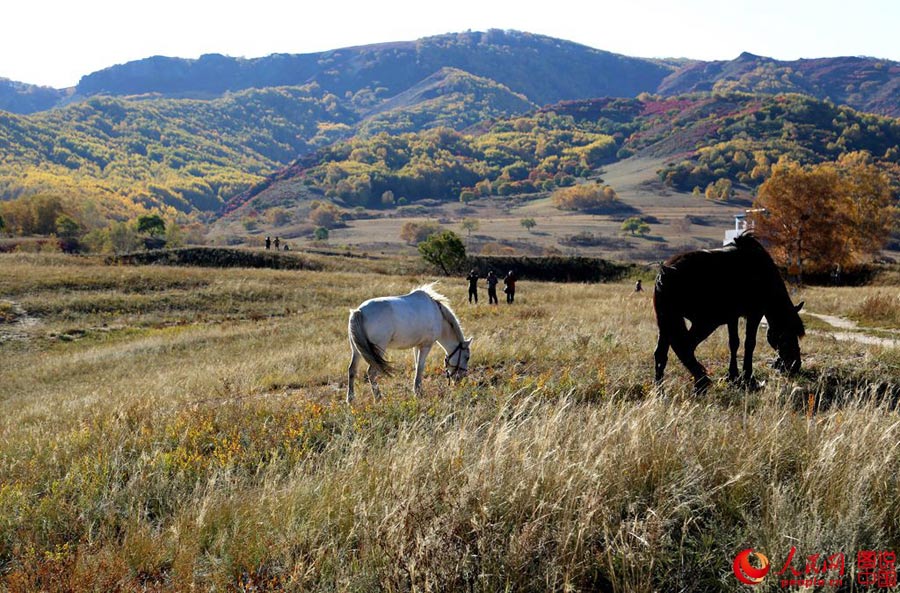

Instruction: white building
[724,214,748,245]
[723,209,765,245]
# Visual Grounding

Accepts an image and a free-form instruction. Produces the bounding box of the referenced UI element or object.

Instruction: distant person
[486,270,499,305]
[831,264,841,286]
[466,269,479,304]
[274,236,281,250]
[503,270,517,304]
[635,279,643,292]
[283,244,290,251]
[265,236,271,250]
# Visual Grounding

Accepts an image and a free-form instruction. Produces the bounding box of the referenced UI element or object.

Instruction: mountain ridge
[2,30,899,118]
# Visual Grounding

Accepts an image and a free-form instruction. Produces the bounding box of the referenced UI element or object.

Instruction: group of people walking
[466,269,517,305]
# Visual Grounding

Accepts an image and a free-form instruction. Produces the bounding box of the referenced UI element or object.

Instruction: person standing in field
[265,236,271,250]
[486,270,499,305]
[503,270,517,304]
[274,236,281,250]
[466,269,479,304]
[635,279,643,292]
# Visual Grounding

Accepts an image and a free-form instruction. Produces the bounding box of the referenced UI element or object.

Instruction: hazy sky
[4,0,899,88]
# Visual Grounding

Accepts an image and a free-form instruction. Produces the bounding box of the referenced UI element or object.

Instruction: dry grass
[1,253,899,592]
[801,286,900,330]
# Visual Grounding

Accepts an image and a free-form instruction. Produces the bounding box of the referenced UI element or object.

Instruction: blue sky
[4,0,898,88]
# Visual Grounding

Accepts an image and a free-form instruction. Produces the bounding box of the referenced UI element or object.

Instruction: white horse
[347,284,472,403]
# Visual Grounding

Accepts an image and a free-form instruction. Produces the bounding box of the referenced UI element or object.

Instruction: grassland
[1,253,899,592]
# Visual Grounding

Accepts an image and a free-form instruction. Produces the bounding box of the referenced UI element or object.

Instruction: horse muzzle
[772,355,801,375]
[446,368,468,382]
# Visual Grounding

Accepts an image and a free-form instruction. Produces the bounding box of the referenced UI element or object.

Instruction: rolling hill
[225,92,900,216]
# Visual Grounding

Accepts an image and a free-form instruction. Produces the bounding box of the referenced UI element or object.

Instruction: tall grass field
[1,253,899,592]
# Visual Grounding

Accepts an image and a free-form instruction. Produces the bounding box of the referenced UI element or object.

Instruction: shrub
[308,202,343,228]
[552,184,618,211]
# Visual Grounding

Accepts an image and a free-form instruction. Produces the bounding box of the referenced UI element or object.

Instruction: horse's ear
[794,301,804,313]
[464,338,473,347]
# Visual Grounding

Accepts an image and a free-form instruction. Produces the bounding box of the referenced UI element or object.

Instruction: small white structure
[724,214,748,245]
[724,209,765,245]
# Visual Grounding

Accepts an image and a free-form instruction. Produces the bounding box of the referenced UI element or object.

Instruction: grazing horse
[347,284,472,403]
[653,234,805,392]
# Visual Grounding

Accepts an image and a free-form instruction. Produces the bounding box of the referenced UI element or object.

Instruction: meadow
[1,253,899,592]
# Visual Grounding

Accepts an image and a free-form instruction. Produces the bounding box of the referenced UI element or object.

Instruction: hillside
[229,92,900,215]
[658,52,900,117]
[357,67,536,135]
[0,86,358,217]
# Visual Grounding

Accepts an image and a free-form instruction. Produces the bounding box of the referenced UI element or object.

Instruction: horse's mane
[731,233,768,254]
[413,283,465,342]
[413,282,450,306]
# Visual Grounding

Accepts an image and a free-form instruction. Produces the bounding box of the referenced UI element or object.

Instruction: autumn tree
[459,218,479,237]
[108,222,142,253]
[55,215,82,253]
[267,207,292,226]
[308,202,343,229]
[551,184,618,211]
[751,159,895,276]
[400,221,442,244]
[837,152,896,258]
[704,178,733,201]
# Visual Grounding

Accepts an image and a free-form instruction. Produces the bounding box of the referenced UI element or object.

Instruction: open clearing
[216,157,752,261]
[1,253,899,592]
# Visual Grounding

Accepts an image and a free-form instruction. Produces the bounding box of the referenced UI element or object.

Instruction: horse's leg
[687,320,720,391]
[347,348,360,404]
[654,330,670,383]
[670,321,712,394]
[727,320,740,383]
[413,345,432,395]
[366,365,382,401]
[742,314,762,388]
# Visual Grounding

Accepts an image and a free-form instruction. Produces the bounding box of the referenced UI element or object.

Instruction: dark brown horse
[653,234,805,392]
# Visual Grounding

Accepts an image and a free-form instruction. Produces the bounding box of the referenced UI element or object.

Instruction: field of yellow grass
[1,253,898,592]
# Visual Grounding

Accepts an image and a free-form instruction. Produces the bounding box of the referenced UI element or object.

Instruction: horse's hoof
[693,375,712,395]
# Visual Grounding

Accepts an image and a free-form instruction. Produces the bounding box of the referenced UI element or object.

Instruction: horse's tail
[348,309,394,376]
[652,265,689,337]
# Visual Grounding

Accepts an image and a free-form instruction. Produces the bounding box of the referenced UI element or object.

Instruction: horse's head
[445,339,472,381]
[767,301,805,374]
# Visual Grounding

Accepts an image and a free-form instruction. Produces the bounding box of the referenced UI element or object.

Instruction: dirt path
[805,312,899,348]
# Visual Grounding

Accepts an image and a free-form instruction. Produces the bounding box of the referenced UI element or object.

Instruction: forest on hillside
[245,93,900,210]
